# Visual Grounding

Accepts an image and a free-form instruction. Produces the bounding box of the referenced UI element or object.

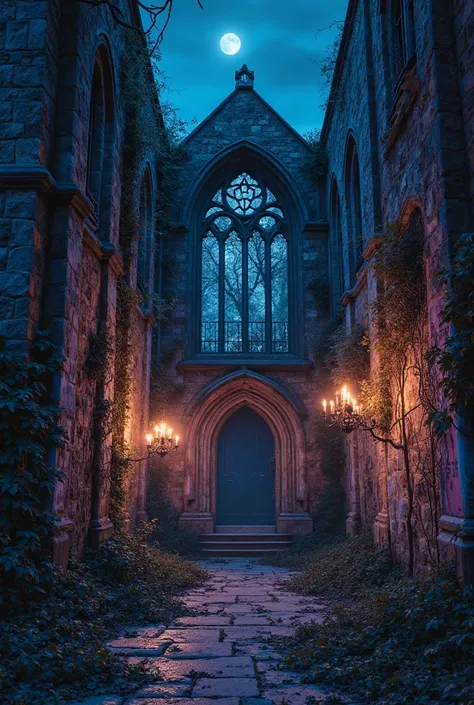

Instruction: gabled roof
[183,85,312,153]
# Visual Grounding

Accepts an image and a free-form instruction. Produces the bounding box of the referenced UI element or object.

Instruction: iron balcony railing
[201,321,288,353]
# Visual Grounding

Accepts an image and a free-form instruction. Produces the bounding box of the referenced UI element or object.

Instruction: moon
[220,33,241,56]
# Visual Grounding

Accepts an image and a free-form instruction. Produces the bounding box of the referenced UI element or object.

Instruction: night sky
[157,0,349,137]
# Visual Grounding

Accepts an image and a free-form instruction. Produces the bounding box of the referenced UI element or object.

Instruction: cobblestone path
[75,559,336,705]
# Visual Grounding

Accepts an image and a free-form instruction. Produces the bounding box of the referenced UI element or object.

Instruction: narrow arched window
[345,137,364,277]
[137,168,154,298]
[86,45,115,224]
[330,178,345,299]
[200,173,289,354]
[391,0,416,85]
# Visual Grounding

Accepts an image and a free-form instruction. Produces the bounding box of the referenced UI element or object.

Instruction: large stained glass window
[200,173,289,354]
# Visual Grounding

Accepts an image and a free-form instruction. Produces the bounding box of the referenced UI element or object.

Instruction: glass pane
[224,231,243,352]
[226,173,263,216]
[201,232,219,352]
[206,206,222,218]
[268,206,284,218]
[259,215,276,231]
[266,188,277,204]
[271,234,289,353]
[248,232,266,353]
[213,189,223,204]
[214,216,232,232]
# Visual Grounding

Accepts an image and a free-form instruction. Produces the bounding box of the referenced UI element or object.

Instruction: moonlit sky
[154,0,349,137]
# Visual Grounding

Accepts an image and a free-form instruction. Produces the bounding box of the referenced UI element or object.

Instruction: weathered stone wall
[0,0,159,564]
[155,76,332,533]
[322,0,474,576]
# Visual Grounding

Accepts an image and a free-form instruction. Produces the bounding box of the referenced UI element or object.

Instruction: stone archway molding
[179,368,312,535]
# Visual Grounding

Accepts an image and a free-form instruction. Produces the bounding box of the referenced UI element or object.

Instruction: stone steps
[199,532,292,557]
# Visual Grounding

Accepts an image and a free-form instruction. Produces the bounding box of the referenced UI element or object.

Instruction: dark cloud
[156,0,349,135]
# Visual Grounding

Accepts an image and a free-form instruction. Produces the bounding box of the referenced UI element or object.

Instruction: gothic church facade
[1,0,474,581]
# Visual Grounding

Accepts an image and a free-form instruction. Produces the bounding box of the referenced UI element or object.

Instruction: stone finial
[235,64,254,89]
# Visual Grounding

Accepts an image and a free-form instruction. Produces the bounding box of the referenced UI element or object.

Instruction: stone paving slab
[165,641,233,659]
[193,676,259,697]
[70,697,123,705]
[100,559,346,705]
[142,656,254,681]
[126,700,240,705]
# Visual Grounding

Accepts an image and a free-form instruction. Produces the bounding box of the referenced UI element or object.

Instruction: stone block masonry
[0,0,162,565]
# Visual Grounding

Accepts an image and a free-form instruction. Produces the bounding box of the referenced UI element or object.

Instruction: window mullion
[218,235,225,354]
[242,234,249,353]
[265,237,272,354]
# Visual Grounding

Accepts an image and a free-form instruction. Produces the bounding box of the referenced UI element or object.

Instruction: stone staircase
[199,526,292,557]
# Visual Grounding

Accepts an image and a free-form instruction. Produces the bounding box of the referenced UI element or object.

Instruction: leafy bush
[0,525,205,705]
[271,534,474,704]
[0,332,66,611]
[147,465,201,556]
[285,532,394,597]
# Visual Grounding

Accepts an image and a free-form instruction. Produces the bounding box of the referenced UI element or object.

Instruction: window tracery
[200,173,289,354]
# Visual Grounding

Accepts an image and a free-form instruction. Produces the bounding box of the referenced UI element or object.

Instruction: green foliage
[0,332,66,611]
[282,540,474,704]
[427,232,474,434]
[147,464,200,555]
[302,129,327,183]
[0,525,205,705]
[326,322,370,389]
[285,533,394,598]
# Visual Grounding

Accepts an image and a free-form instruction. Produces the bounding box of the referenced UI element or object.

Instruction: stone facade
[156,69,330,535]
[0,0,160,565]
[2,0,473,581]
[322,0,474,580]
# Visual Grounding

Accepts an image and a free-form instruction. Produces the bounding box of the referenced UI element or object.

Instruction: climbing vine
[329,216,443,574]
[0,332,66,611]
[427,231,474,435]
[106,30,187,526]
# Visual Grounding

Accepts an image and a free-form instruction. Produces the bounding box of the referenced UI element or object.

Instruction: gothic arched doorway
[216,406,275,526]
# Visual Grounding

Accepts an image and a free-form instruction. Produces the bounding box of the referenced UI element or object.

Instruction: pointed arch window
[137,167,154,298]
[330,178,345,300]
[200,173,289,354]
[345,137,364,277]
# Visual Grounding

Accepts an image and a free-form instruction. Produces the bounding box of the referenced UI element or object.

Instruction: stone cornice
[341,267,368,306]
[179,358,313,372]
[0,165,94,219]
[100,242,124,277]
[303,221,329,235]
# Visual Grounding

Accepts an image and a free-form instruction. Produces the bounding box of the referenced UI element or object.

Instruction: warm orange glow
[322,399,327,412]
[154,425,159,438]
[175,435,180,446]
[145,433,153,446]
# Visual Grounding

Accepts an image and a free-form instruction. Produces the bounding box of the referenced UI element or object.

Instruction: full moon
[220,33,241,56]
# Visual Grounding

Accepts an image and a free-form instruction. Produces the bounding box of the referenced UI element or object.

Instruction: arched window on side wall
[330,177,345,301]
[391,0,416,87]
[137,168,154,299]
[86,44,115,224]
[200,172,290,355]
[344,136,364,278]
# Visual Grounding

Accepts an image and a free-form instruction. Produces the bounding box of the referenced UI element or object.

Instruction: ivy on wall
[0,333,65,611]
[427,232,474,435]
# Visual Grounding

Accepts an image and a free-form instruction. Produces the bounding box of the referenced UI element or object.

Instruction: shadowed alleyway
[77,559,342,704]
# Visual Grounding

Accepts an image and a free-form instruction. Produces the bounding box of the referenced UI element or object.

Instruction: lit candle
[335,391,340,407]
[168,427,173,439]
[330,400,335,412]
[160,422,166,439]
[322,399,327,412]
[175,434,180,447]
[154,425,159,439]
[146,433,153,446]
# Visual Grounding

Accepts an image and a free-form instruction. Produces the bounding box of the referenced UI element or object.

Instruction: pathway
[76,559,337,705]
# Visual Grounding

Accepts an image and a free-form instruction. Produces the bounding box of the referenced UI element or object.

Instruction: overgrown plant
[301,129,328,184]
[0,332,65,611]
[427,231,474,435]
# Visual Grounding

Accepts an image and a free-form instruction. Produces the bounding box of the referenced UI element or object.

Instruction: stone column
[89,242,122,547]
[373,445,391,549]
[345,432,362,535]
